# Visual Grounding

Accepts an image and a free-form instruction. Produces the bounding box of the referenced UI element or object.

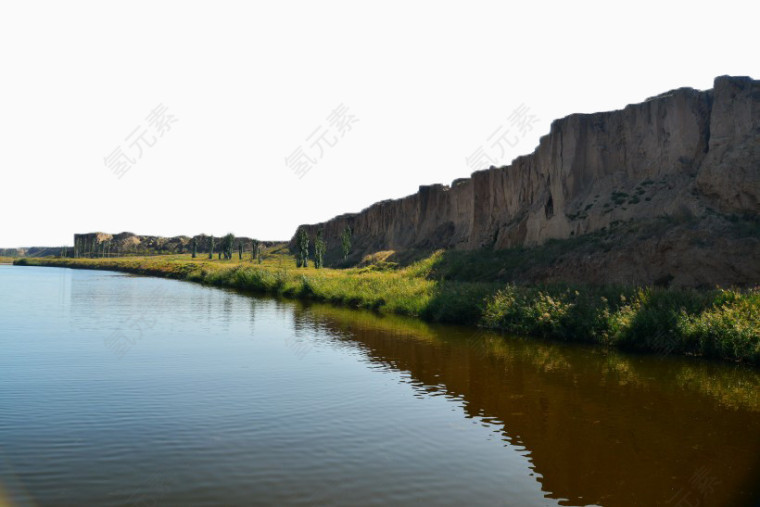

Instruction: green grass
[481,285,760,363]
[15,247,760,365]
[15,252,436,317]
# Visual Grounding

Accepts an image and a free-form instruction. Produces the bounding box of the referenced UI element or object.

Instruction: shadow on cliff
[371,214,760,289]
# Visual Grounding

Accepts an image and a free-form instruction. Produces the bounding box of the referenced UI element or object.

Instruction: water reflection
[290,301,760,506]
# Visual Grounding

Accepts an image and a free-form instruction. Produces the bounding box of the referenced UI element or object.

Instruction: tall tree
[251,239,259,262]
[222,233,235,260]
[209,236,214,259]
[296,227,309,268]
[192,238,197,258]
[314,229,326,269]
[238,242,243,260]
[341,225,352,260]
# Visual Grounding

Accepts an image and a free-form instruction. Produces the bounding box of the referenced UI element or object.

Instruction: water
[1,265,758,506]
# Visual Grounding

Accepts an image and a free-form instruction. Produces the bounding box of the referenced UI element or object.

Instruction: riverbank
[14,251,759,364]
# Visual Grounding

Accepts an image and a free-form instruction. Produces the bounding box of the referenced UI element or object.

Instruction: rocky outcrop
[292,76,760,283]
[696,76,760,213]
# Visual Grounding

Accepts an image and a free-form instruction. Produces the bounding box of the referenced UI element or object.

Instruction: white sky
[0,0,757,247]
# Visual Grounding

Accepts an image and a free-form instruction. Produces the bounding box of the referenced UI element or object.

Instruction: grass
[0,256,16,263]
[14,245,760,365]
[481,285,760,364]
[15,251,437,317]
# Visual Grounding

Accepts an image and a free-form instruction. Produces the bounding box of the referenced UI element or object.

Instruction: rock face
[696,76,760,213]
[291,76,760,283]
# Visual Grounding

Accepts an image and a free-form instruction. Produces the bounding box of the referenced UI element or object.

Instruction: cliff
[291,76,760,286]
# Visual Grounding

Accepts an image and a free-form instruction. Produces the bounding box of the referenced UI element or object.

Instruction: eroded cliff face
[292,76,760,280]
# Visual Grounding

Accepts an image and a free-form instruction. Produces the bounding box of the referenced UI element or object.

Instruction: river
[1,265,758,506]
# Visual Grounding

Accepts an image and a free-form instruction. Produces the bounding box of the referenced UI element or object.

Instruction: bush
[677,290,760,362]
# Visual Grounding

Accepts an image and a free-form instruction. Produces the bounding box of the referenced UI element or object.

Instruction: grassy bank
[14,251,759,364]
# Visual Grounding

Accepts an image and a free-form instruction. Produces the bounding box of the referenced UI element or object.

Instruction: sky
[1,0,757,247]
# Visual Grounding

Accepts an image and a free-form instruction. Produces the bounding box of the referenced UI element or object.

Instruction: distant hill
[0,246,68,257]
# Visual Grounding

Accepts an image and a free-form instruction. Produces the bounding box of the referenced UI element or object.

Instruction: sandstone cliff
[292,76,760,286]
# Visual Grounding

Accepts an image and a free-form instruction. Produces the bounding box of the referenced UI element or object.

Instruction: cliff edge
[292,76,760,287]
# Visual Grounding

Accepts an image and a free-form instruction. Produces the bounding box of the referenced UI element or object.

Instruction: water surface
[1,266,758,505]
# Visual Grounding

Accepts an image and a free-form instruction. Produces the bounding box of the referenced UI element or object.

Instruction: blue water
[1,266,557,506]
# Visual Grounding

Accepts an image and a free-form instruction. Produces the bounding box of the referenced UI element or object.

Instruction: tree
[209,236,214,259]
[221,233,235,260]
[296,227,309,268]
[314,229,326,269]
[192,238,197,258]
[341,225,352,260]
[238,242,243,260]
[251,239,259,262]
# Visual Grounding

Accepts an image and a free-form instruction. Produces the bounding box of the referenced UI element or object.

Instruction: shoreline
[13,254,759,366]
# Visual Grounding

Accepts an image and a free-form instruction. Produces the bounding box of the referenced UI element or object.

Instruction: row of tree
[191,234,262,262]
[294,226,351,268]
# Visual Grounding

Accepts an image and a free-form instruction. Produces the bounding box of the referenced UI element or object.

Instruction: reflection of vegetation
[301,301,760,413]
[15,246,760,364]
[674,364,760,411]
[297,301,440,343]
